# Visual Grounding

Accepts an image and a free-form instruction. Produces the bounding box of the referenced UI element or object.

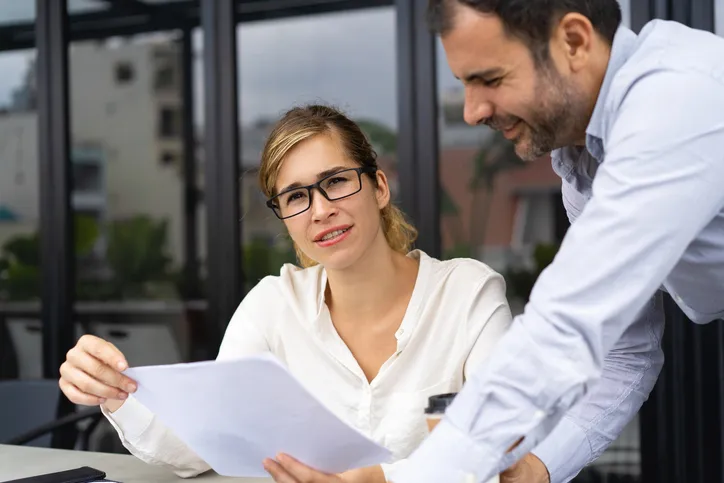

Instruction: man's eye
[483,77,502,87]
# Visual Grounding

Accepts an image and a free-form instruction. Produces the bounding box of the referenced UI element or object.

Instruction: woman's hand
[263,454,386,483]
[59,334,137,412]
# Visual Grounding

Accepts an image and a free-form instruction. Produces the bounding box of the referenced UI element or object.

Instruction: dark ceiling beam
[236,0,391,22]
[0,0,196,50]
[237,0,390,14]
[0,9,191,50]
[95,0,192,27]
[0,0,392,53]
[0,29,14,47]
[3,18,182,51]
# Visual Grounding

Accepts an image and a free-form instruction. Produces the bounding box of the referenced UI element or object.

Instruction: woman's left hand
[263,454,386,483]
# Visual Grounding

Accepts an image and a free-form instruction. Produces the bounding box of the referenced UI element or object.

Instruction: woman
[58,104,512,483]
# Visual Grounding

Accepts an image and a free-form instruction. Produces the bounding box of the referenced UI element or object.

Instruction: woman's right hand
[59,334,137,412]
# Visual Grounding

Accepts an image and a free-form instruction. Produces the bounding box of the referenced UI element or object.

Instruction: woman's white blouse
[101,250,512,480]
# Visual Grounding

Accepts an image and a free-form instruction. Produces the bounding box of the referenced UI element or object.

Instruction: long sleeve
[530,159,666,483]
[532,292,664,482]
[392,70,724,483]
[101,395,211,478]
[102,306,270,478]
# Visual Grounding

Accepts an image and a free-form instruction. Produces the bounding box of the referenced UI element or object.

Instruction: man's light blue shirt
[394,19,724,483]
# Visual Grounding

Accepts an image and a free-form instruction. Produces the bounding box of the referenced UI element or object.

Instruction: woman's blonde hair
[259,104,418,268]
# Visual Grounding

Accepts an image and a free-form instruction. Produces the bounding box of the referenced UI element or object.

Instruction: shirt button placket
[358,384,372,432]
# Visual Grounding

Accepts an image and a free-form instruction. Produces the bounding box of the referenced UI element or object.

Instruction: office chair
[0,379,103,450]
[4,406,103,450]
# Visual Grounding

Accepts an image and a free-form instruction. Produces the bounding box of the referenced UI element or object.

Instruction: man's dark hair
[427,0,621,64]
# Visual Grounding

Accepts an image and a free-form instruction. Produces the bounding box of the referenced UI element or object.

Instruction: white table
[0,445,272,482]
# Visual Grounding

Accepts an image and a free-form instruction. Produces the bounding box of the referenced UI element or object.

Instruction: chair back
[0,379,61,447]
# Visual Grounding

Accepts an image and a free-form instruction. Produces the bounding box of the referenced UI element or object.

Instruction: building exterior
[0,41,186,265]
[68,40,186,263]
[438,87,565,273]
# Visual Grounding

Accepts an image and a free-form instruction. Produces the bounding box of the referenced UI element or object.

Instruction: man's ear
[551,12,595,73]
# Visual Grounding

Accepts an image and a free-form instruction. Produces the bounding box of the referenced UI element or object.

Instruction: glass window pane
[0,1,35,25]
[0,5,37,382]
[237,8,397,291]
[67,19,206,450]
[618,0,632,28]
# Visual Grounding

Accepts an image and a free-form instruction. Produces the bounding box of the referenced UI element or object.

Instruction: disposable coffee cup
[424,392,457,432]
[424,392,500,483]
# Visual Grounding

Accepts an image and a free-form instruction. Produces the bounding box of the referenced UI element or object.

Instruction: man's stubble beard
[517,66,590,162]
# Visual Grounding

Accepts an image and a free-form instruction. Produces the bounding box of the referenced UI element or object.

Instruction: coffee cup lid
[424,392,458,414]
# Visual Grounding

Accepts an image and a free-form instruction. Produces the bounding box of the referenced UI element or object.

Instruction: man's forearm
[532,293,664,483]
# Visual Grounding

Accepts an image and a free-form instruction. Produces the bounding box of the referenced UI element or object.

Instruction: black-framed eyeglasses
[266,166,377,220]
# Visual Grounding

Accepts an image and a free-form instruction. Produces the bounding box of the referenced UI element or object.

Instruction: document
[124,353,392,477]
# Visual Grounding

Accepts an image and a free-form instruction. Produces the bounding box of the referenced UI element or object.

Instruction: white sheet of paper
[124,353,393,477]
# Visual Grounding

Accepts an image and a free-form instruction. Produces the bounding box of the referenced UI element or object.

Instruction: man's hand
[263,454,386,483]
[500,453,550,483]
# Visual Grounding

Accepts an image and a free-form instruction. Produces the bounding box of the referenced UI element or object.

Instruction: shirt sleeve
[102,305,270,477]
[531,166,665,483]
[100,396,212,478]
[532,292,665,482]
[463,272,514,380]
[391,69,724,483]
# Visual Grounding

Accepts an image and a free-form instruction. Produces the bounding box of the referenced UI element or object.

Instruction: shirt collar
[314,250,430,346]
[585,24,638,142]
[551,24,638,177]
[317,267,328,317]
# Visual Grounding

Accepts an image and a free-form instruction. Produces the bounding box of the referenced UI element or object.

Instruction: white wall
[716,0,724,35]
[0,113,38,222]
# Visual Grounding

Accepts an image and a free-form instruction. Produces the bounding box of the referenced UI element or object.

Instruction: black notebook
[2,466,120,483]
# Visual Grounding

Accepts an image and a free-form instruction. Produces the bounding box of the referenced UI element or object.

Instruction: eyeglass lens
[275,170,361,218]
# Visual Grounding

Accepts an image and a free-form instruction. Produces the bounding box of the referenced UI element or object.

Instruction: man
[389,0,724,482]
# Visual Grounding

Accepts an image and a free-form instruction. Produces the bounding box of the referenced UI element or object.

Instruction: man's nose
[464,89,494,126]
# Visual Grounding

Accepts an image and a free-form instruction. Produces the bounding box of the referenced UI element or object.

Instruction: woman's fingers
[66,346,136,394]
[59,361,128,401]
[58,378,106,406]
[77,334,128,371]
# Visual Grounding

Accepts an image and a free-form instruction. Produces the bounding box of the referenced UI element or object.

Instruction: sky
[0,0,106,105]
[2,0,716,130]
